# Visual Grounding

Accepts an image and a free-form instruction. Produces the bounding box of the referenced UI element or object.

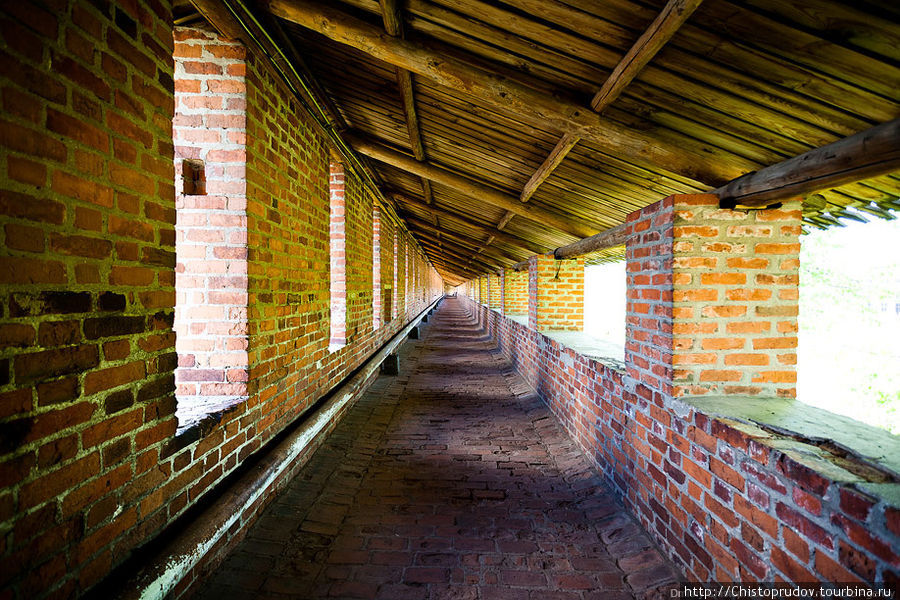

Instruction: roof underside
[179,0,900,283]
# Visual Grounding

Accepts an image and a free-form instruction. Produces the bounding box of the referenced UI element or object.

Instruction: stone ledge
[681,394,900,506]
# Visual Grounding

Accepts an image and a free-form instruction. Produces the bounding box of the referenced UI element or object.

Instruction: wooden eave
[194,0,899,280]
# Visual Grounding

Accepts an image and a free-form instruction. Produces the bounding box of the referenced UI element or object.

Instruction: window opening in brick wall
[373,205,381,330]
[329,158,347,351]
[798,215,900,434]
[172,28,249,432]
[584,259,626,348]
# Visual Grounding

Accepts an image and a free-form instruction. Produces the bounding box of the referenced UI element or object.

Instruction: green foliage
[798,216,900,435]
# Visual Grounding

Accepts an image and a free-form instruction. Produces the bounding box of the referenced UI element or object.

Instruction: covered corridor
[193,298,678,599]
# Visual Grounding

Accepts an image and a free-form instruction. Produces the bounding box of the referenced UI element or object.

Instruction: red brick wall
[0,1,177,597]
[671,197,800,399]
[528,254,584,331]
[488,274,501,309]
[172,29,249,427]
[0,13,444,599]
[502,268,528,315]
[372,206,381,330]
[463,195,899,587]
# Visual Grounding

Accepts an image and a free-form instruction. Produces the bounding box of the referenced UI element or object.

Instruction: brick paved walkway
[194,298,680,599]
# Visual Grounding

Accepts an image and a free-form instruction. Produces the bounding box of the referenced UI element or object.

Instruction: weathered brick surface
[192,300,679,599]
[502,268,528,316]
[488,273,502,310]
[462,195,900,587]
[0,1,177,597]
[0,16,442,600]
[529,254,584,332]
[173,29,248,424]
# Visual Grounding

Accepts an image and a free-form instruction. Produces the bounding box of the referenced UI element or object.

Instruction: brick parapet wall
[172,28,249,426]
[528,254,584,331]
[462,194,899,587]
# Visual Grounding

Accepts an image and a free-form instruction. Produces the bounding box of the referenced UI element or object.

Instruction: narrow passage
[195,298,680,599]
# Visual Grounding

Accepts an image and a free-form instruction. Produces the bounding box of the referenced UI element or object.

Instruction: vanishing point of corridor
[194,299,680,599]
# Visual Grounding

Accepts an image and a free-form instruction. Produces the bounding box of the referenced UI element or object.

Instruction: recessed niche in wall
[182,159,206,195]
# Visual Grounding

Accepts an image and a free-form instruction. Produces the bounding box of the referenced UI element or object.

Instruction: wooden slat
[407,219,522,263]
[715,119,900,208]
[267,0,756,188]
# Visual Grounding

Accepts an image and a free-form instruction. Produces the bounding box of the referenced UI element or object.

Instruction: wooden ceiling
[181,0,900,284]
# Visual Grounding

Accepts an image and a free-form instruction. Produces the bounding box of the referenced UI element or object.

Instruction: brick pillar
[329,158,346,348]
[173,28,249,423]
[626,194,801,400]
[488,274,502,310]
[372,205,381,330]
[528,254,584,332]
[477,276,487,305]
[502,268,528,315]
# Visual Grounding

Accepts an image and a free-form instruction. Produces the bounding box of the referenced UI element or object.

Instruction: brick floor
[193,299,681,599]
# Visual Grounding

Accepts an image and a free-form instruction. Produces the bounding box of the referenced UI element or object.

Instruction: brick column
[528,254,584,332]
[626,194,801,400]
[502,268,528,315]
[479,276,489,305]
[372,205,381,330]
[504,269,528,315]
[329,158,347,348]
[488,274,502,310]
[173,28,249,423]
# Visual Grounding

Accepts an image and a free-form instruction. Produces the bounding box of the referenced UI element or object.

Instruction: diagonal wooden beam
[266,0,749,188]
[392,193,548,255]
[519,0,704,204]
[349,135,594,238]
[190,0,244,39]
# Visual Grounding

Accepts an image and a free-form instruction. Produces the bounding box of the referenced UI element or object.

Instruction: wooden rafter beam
[190,0,244,39]
[519,0,704,204]
[379,0,434,211]
[349,135,594,238]
[715,118,900,208]
[422,250,485,278]
[415,235,503,271]
[407,220,521,264]
[553,223,629,260]
[392,193,548,255]
[266,0,750,188]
